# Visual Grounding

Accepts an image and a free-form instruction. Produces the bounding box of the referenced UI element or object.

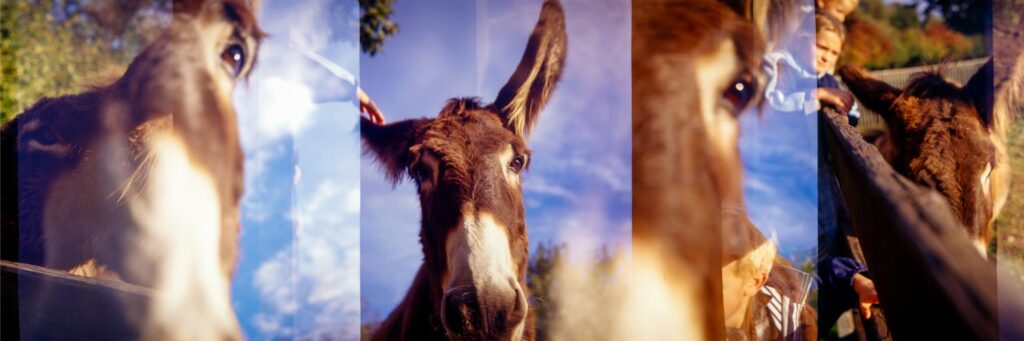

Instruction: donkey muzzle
[442,281,527,341]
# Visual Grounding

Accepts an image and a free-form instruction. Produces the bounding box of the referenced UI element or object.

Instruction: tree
[527,242,626,340]
[526,241,566,340]
[1,0,167,122]
[359,0,398,57]
[918,0,991,35]
[889,4,919,30]
[841,0,986,70]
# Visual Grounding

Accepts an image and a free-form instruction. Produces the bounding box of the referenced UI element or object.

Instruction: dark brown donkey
[361,1,565,340]
[1,0,262,338]
[839,63,1005,255]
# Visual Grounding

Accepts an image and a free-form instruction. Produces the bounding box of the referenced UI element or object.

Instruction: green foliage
[888,4,919,30]
[919,0,991,35]
[859,0,886,19]
[527,241,566,340]
[840,0,985,70]
[359,0,398,57]
[1,0,166,123]
[527,242,622,340]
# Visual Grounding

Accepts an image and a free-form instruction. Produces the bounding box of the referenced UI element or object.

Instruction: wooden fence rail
[820,107,1024,339]
[1,260,152,339]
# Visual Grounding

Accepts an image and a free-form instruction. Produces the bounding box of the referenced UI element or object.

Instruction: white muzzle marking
[445,211,527,339]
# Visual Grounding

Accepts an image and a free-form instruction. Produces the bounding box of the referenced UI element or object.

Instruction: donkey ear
[492,0,567,138]
[963,59,994,129]
[837,65,901,118]
[361,116,429,186]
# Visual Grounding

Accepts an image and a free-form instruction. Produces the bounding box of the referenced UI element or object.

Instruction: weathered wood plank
[818,116,892,341]
[820,106,1024,339]
[1,260,152,340]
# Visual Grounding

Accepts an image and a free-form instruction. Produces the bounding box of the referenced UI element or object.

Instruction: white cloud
[743,177,779,197]
[523,175,577,201]
[293,181,361,340]
[236,1,363,338]
[251,248,298,337]
[254,310,292,337]
[251,177,361,340]
[241,144,287,223]
[255,77,316,140]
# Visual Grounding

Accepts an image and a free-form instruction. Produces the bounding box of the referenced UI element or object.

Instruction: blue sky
[739,0,818,263]
[224,0,813,337]
[232,0,362,339]
[359,0,632,323]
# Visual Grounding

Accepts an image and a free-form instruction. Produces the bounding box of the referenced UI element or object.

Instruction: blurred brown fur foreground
[630,0,816,340]
[1,0,264,339]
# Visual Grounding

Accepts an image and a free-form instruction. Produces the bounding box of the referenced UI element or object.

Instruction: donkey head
[2,0,263,338]
[632,0,765,337]
[114,0,264,278]
[633,0,765,229]
[839,64,997,249]
[361,0,566,339]
[631,0,769,337]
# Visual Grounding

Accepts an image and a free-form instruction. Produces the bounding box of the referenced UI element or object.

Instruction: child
[722,208,815,341]
[815,13,860,126]
[816,0,859,22]
[812,7,881,334]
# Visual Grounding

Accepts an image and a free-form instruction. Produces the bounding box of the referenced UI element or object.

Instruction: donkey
[360,1,565,339]
[633,0,818,339]
[1,0,263,338]
[632,0,765,338]
[838,62,1007,255]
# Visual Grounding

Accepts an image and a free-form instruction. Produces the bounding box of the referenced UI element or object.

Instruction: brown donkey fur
[839,62,1004,254]
[361,1,566,340]
[632,0,815,339]
[634,0,754,338]
[1,0,263,338]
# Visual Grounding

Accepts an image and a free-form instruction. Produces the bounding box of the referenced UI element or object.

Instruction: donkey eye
[410,165,430,184]
[221,44,246,78]
[722,78,756,116]
[509,155,526,174]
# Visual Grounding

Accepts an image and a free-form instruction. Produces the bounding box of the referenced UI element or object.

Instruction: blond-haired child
[722,209,815,340]
[816,0,859,22]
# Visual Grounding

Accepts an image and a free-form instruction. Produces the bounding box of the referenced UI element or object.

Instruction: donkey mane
[902,72,966,101]
[900,63,996,130]
[440,97,486,118]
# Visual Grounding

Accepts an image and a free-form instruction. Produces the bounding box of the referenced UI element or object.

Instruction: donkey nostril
[443,287,481,336]
[493,309,509,334]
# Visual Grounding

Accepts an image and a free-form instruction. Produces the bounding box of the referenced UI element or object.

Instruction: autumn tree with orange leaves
[839,0,986,70]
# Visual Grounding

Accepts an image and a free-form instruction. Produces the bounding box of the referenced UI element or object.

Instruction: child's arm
[817,87,853,114]
[852,273,879,319]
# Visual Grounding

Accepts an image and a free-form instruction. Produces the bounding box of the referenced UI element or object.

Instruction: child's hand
[852,273,880,319]
[358,88,386,125]
[817,88,854,114]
